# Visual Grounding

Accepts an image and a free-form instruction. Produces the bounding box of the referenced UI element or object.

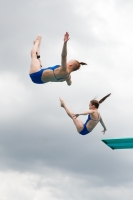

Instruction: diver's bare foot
[59,98,65,107]
[33,35,42,44]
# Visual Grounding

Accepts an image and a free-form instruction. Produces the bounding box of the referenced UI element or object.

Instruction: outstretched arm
[61,32,70,71]
[74,110,94,118]
[100,117,107,134]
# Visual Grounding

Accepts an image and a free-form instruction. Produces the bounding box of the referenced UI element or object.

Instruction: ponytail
[99,93,111,104]
[90,93,111,108]
[72,61,87,71]
[79,62,87,66]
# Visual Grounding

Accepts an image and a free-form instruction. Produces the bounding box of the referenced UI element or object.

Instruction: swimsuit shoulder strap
[56,73,69,81]
[90,112,100,121]
[53,66,69,81]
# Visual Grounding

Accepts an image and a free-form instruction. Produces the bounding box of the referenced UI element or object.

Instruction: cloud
[0,0,133,199]
[0,170,133,200]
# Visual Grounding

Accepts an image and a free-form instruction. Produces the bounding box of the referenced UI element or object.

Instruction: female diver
[59,93,111,135]
[29,32,87,85]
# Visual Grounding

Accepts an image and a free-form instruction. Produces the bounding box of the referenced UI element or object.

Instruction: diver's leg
[29,35,42,74]
[59,98,84,132]
[59,98,74,118]
[71,117,84,133]
[36,39,42,67]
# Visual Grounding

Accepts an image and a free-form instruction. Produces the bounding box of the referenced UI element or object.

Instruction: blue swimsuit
[29,65,69,84]
[79,113,100,135]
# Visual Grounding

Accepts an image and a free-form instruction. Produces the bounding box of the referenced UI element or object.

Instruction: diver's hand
[64,32,70,42]
[73,114,79,119]
[102,129,107,134]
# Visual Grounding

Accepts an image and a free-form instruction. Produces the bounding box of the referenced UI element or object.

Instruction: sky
[0,0,133,199]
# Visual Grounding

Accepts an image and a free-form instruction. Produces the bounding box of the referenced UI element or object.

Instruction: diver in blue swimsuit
[59,94,111,135]
[29,33,87,85]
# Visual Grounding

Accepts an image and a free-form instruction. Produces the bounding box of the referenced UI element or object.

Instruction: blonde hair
[72,61,87,71]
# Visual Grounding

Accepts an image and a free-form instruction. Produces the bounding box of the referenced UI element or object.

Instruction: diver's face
[89,102,92,109]
[89,102,95,109]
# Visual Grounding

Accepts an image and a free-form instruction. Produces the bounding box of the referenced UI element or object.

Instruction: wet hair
[72,61,87,71]
[90,93,111,108]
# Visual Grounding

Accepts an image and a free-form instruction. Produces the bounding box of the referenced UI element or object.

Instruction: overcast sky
[1,0,133,199]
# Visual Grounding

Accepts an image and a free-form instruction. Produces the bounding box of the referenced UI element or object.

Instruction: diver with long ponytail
[59,94,111,135]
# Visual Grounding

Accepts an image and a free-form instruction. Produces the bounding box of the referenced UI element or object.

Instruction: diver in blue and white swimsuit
[29,33,87,85]
[59,93,111,135]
